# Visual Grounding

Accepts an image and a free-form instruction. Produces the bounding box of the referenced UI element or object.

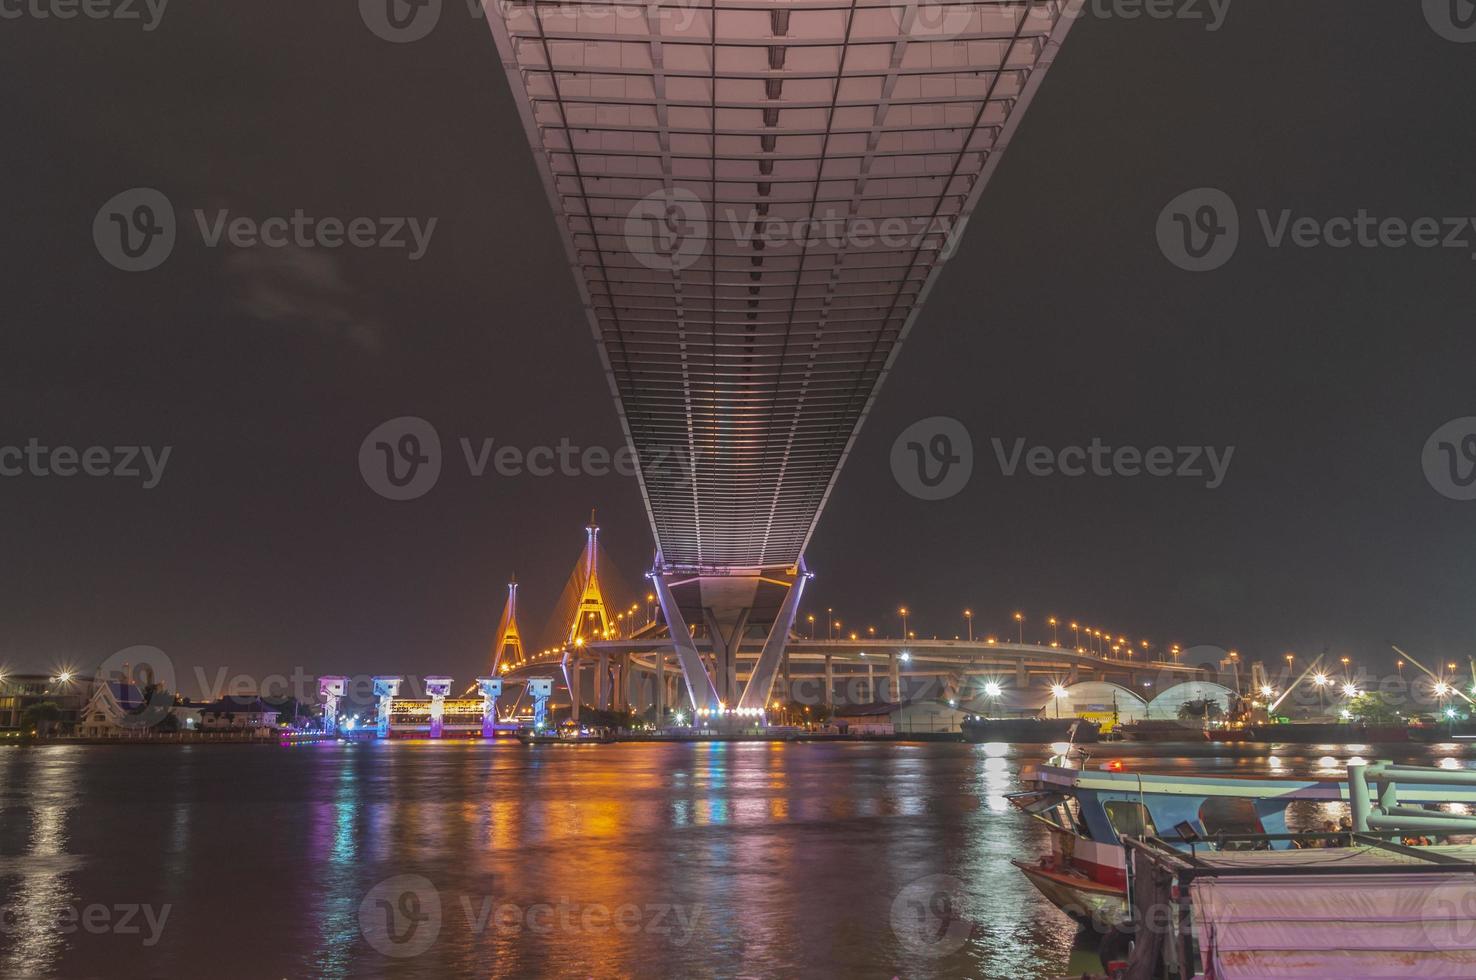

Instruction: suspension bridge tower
[561,511,617,720]
[490,576,525,675]
[567,511,612,645]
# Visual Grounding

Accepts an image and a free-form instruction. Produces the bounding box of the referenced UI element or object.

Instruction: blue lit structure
[372,676,402,738]
[424,676,453,739]
[476,677,502,737]
[317,675,348,735]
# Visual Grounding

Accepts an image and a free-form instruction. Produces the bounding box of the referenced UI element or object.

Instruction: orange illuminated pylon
[491,576,524,674]
[567,511,612,645]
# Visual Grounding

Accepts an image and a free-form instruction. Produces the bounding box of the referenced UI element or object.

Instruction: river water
[2,740,1472,979]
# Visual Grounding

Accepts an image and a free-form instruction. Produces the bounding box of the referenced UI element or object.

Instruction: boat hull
[1012,859,1127,931]
[1248,723,1409,743]
[960,717,1100,744]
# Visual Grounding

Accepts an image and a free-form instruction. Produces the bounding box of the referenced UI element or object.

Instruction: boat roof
[1190,843,1476,870]
[1024,763,1476,803]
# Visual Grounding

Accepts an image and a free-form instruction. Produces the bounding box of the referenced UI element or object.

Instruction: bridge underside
[488,0,1082,570]
[488,0,1083,713]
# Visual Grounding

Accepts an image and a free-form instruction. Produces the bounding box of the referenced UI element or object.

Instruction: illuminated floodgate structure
[321,676,521,738]
[486,0,1086,717]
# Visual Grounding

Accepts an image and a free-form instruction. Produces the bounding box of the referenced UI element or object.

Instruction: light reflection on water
[2,740,1473,979]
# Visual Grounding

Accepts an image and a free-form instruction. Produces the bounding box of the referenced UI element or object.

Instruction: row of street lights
[799,607,1180,661]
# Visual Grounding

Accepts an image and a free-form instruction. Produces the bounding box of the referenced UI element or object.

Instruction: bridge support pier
[889,653,901,703]
[824,655,833,708]
[654,652,665,722]
[706,609,750,707]
[736,562,809,712]
[650,566,721,713]
[561,653,581,722]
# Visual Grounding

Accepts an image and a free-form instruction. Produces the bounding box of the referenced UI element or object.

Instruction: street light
[827,608,834,640]
[964,609,973,643]
[1047,617,1058,646]
[1070,622,1080,647]
[899,606,909,639]
[807,614,816,640]
[984,681,1002,698]
[1013,612,1024,644]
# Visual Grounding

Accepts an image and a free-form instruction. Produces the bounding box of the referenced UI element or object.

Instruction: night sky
[3,1,1474,694]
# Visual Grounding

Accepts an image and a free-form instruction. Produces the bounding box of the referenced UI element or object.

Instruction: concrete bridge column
[867,663,875,703]
[1016,661,1029,688]
[565,659,582,721]
[655,652,665,722]
[824,654,833,708]
[889,653,901,703]
[597,652,610,710]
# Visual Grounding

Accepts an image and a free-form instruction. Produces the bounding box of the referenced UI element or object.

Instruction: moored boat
[516,730,615,745]
[960,716,1099,744]
[1248,721,1410,743]
[1008,762,1476,932]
